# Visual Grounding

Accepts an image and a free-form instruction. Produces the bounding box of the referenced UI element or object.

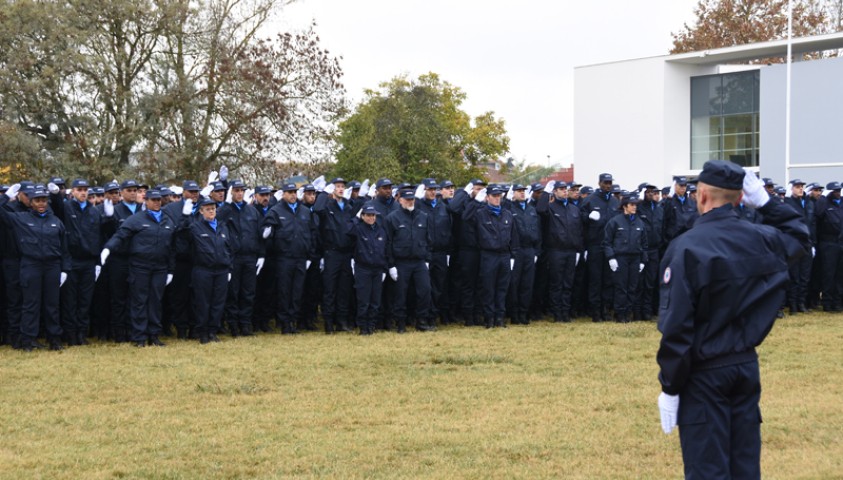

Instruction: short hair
[699,182,741,205]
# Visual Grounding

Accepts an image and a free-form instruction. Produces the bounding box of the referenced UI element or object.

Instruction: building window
[690,71,760,169]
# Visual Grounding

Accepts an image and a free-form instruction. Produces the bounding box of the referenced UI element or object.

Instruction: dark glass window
[690,71,760,169]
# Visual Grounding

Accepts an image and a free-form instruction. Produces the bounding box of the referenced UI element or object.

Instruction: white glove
[391,187,398,198]
[312,176,326,192]
[351,259,356,275]
[359,179,370,198]
[324,183,335,195]
[296,187,304,201]
[367,185,376,198]
[543,182,554,194]
[343,186,352,200]
[658,392,679,434]
[510,258,515,270]
[166,273,173,285]
[100,248,110,266]
[575,253,580,266]
[475,188,487,203]
[356,208,363,219]
[103,199,114,217]
[48,182,60,194]
[207,170,218,185]
[219,165,228,181]
[60,272,67,287]
[256,257,265,275]
[609,258,619,272]
[225,187,233,204]
[506,185,514,201]
[463,182,474,195]
[274,190,283,201]
[182,199,194,216]
[228,273,232,282]
[389,266,398,281]
[584,250,588,261]
[425,262,429,270]
[588,210,601,221]
[306,260,312,270]
[446,255,450,266]
[262,226,272,239]
[200,185,212,197]
[5,183,20,199]
[639,263,645,273]
[414,183,425,199]
[243,189,254,204]
[742,169,769,209]
[170,185,183,195]
[534,256,538,264]
[382,273,387,282]
[525,186,533,198]
[95,265,101,281]
[812,247,816,258]
[319,258,325,272]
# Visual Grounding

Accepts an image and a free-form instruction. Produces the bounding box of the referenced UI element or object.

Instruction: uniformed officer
[347,205,389,334]
[50,178,115,345]
[1,183,33,349]
[262,182,317,334]
[662,176,698,243]
[0,185,71,351]
[415,179,454,326]
[181,198,232,343]
[463,185,519,328]
[219,180,264,336]
[657,160,809,479]
[580,173,620,322]
[313,177,359,333]
[603,194,648,323]
[782,179,815,314]
[449,179,487,326]
[535,181,581,323]
[162,179,201,338]
[250,185,278,332]
[101,189,177,347]
[385,188,434,333]
[505,184,541,324]
[814,181,843,311]
[637,184,664,320]
[103,179,142,342]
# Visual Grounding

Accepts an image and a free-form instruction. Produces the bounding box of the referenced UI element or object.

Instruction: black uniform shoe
[176,328,188,340]
[49,339,64,351]
[148,337,166,347]
[228,324,239,337]
[208,333,221,342]
[133,341,146,348]
[239,324,255,336]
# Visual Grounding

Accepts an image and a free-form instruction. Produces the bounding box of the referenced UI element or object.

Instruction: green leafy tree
[333,73,509,185]
[671,0,828,57]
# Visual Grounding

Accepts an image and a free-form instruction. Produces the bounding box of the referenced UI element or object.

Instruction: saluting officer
[250,185,278,332]
[783,179,815,314]
[49,178,115,345]
[814,181,843,311]
[1,183,34,349]
[162,180,201,338]
[385,188,434,333]
[415,179,454,326]
[580,173,620,322]
[463,185,519,328]
[101,189,177,347]
[102,179,142,342]
[262,182,317,334]
[657,161,809,479]
[535,181,581,323]
[219,180,265,337]
[603,194,648,323]
[181,198,232,343]
[0,185,71,351]
[637,183,664,320]
[347,205,389,335]
[662,176,698,243]
[449,179,487,326]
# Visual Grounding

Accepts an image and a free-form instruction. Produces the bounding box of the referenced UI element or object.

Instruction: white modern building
[574,31,843,189]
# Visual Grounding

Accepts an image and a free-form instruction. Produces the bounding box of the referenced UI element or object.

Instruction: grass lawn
[1,312,842,479]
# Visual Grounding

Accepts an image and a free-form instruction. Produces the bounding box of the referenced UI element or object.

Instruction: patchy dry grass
[1,312,841,479]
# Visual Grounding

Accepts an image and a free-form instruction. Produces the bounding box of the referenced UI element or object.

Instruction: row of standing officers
[0,170,825,350]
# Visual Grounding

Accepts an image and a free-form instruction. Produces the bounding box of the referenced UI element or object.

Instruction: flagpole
[785,0,793,185]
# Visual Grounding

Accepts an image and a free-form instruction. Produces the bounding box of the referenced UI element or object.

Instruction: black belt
[693,349,757,372]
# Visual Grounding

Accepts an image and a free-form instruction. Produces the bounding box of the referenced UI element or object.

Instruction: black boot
[396,319,407,334]
[148,336,166,347]
[485,317,493,329]
[77,332,89,345]
[176,328,188,340]
[495,317,506,328]
[240,323,255,336]
[229,323,240,337]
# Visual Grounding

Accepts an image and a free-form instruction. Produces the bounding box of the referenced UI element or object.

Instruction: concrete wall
[761,55,843,185]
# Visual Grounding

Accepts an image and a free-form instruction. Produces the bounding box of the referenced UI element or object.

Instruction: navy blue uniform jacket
[656,201,809,395]
[462,200,519,256]
[0,196,71,271]
[346,218,389,269]
[385,207,432,265]
[262,201,317,260]
[103,210,178,272]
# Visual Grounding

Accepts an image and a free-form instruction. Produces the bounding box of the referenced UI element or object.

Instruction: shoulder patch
[663,267,671,284]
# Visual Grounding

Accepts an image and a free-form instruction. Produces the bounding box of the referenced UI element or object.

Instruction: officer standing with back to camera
[0,184,71,351]
[657,160,809,479]
[101,189,177,347]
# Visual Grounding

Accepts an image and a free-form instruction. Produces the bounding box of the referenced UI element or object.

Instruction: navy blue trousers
[679,361,762,480]
[129,267,167,342]
[191,266,228,338]
[226,255,257,328]
[354,265,383,332]
[393,259,431,324]
[611,255,641,316]
[19,259,61,340]
[107,255,131,339]
[479,251,511,320]
[322,250,353,328]
[545,249,576,319]
[507,248,536,318]
[275,257,306,332]
[3,259,22,344]
[60,261,96,337]
[586,245,613,313]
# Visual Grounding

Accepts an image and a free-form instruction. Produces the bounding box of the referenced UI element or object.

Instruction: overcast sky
[274,0,701,167]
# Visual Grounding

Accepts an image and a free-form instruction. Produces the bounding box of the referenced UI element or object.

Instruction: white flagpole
[785,0,793,185]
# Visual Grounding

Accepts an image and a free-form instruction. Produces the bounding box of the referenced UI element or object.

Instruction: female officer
[347,205,388,335]
[181,198,232,344]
